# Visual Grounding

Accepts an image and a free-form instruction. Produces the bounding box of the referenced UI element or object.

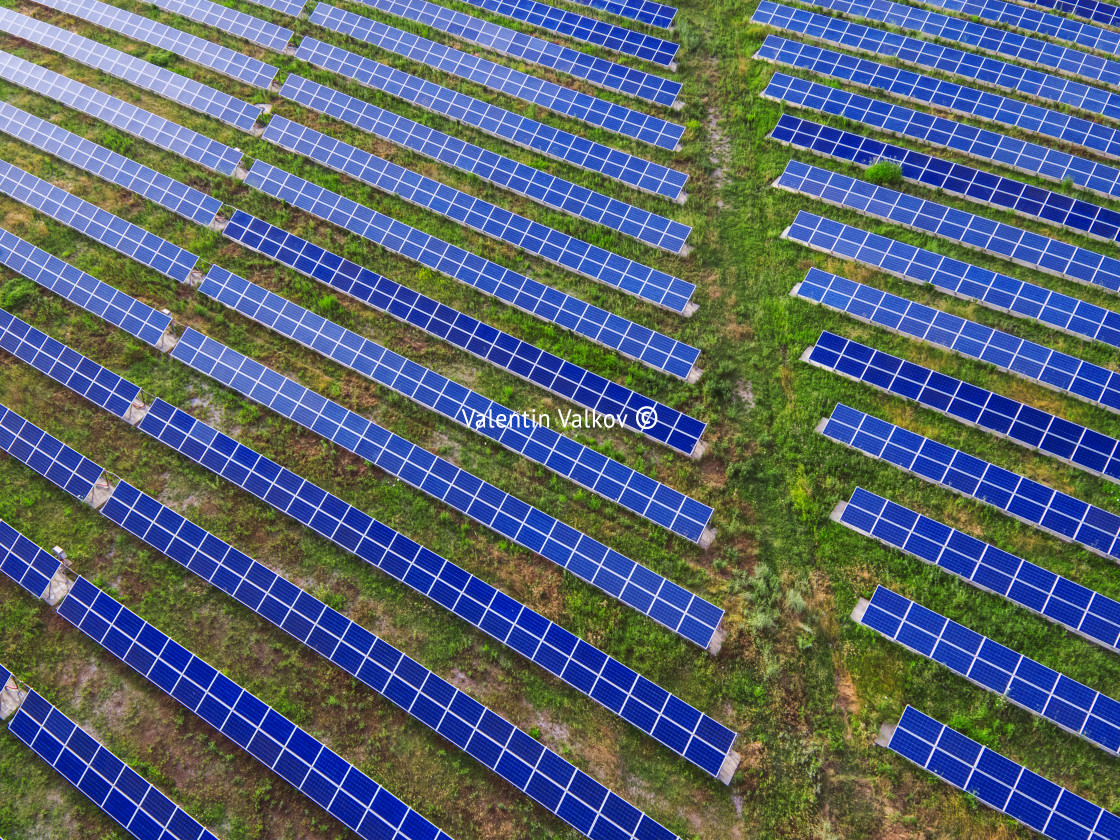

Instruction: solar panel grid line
[773,158,1120,298]
[242,160,703,377]
[29,0,279,89]
[0,7,263,131]
[835,486,1120,655]
[310,4,686,149]
[762,72,1120,203]
[261,116,696,304]
[856,585,1120,756]
[769,113,1120,245]
[244,0,305,15]
[1019,0,1120,28]
[566,0,676,29]
[5,685,222,840]
[147,0,294,51]
[346,0,683,105]
[278,75,692,251]
[453,0,680,66]
[883,706,1120,839]
[753,35,1120,165]
[199,265,716,544]
[0,51,244,175]
[0,404,106,503]
[222,210,707,452]
[0,519,62,600]
[819,402,1120,562]
[0,159,199,283]
[0,101,221,226]
[804,330,1120,483]
[295,37,689,195]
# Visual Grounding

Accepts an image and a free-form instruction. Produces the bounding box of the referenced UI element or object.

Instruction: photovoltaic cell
[0,404,104,502]
[279,75,691,250]
[148,0,293,51]
[347,0,682,105]
[0,50,243,175]
[32,0,278,88]
[311,4,685,148]
[858,585,1120,756]
[837,486,1120,655]
[295,37,688,196]
[0,519,61,599]
[243,0,305,15]
[774,159,1120,296]
[261,117,696,304]
[820,402,1120,561]
[0,101,220,226]
[5,686,221,840]
[0,7,262,131]
[0,159,198,282]
[806,330,1120,482]
[567,0,676,29]
[1025,0,1120,28]
[885,705,1120,839]
[222,210,706,451]
[454,0,679,66]
[200,265,714,543]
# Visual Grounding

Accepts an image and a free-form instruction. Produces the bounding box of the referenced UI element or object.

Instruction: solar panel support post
[0,674,24,721]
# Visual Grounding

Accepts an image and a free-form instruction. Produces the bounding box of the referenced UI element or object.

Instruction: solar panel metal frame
[0,519,62,600]
[566,0,676,29]
[147,0,293,51]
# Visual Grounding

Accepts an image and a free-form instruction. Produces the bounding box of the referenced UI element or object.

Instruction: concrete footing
[85,480,113,510]
[698,526,717,550]
[875,722,896,748]
[717,749,742,785]
[706,622,727,655]
[685,365,703,385]
[850,597,870,624]
[123,399,150,426]
[43,568,72,606]
[0,676,25,721]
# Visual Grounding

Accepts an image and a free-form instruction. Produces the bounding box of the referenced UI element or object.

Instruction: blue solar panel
[200,265,714,544]
[567,0,675,28]
[0,404,105,502]
[755,35,1120,163]
[310,4,684,149]
[148,0,293,50]
[858,585,1120,756]
[795,267,1120,416]
[279,75,691,251]
[6,685,221,840]
[454,0,679,66]
[807,330,1120,482]
[775,160,1120,296]
[347,0,682,105]
[0,519,61,599]
[243,0,304,15]
[0,101,220,226]
[295,37,688,196]
[54,577,457,840]
[222,210,706,451]
[753,2,1120,125]
[885,706,1120,839]
[261,117,695,305]
[0,160,198,283]
[1027,0,1120,28]
[0,8,263,130]
[820,402,1120,561]
[0,50,243,175]
[838,486,1120,654]
[763,72,1120,202]
[33,0,278,88]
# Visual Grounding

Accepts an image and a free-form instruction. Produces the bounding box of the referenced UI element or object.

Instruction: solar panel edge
[151,0,295,51]
[568,0,677,29]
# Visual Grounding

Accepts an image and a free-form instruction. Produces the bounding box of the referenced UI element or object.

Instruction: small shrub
[865,160,904,186]
[0,277,38,311]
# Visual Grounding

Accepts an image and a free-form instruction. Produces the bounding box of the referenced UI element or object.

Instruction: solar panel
[837,486,1120,654]
[5,685,221,840]
[0,101,220,226]
[147,0,293,51]
[242,160,702,374]
[279,75,691,251]
[200,265,715,544]
[820,402,1120,561]
[1026,0,1120,28]
[807,330,1120,482]
[795,267,1120,416]
[0,159,199,283]
[453,0,680,66]
[754,35,1120,163]
[0,227,173,347]
[857,585,1120,756]
[0,404,105,503]
[222,210,706,452]
[775,159,1120,296]
[295,37,688,197]
[261,117,696,304]
[0,519,62,599]
[32,0,278,88]
[347,0,682,105]
[0,7,263,131]
[752,2,1120,126]
[0,50,243,175]
[763,72,1120,203]
[310,5,685,149]
[243,0,304,15]
[771,114,1120,244]
[566,0,676,29]
[884,705,1120,839]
